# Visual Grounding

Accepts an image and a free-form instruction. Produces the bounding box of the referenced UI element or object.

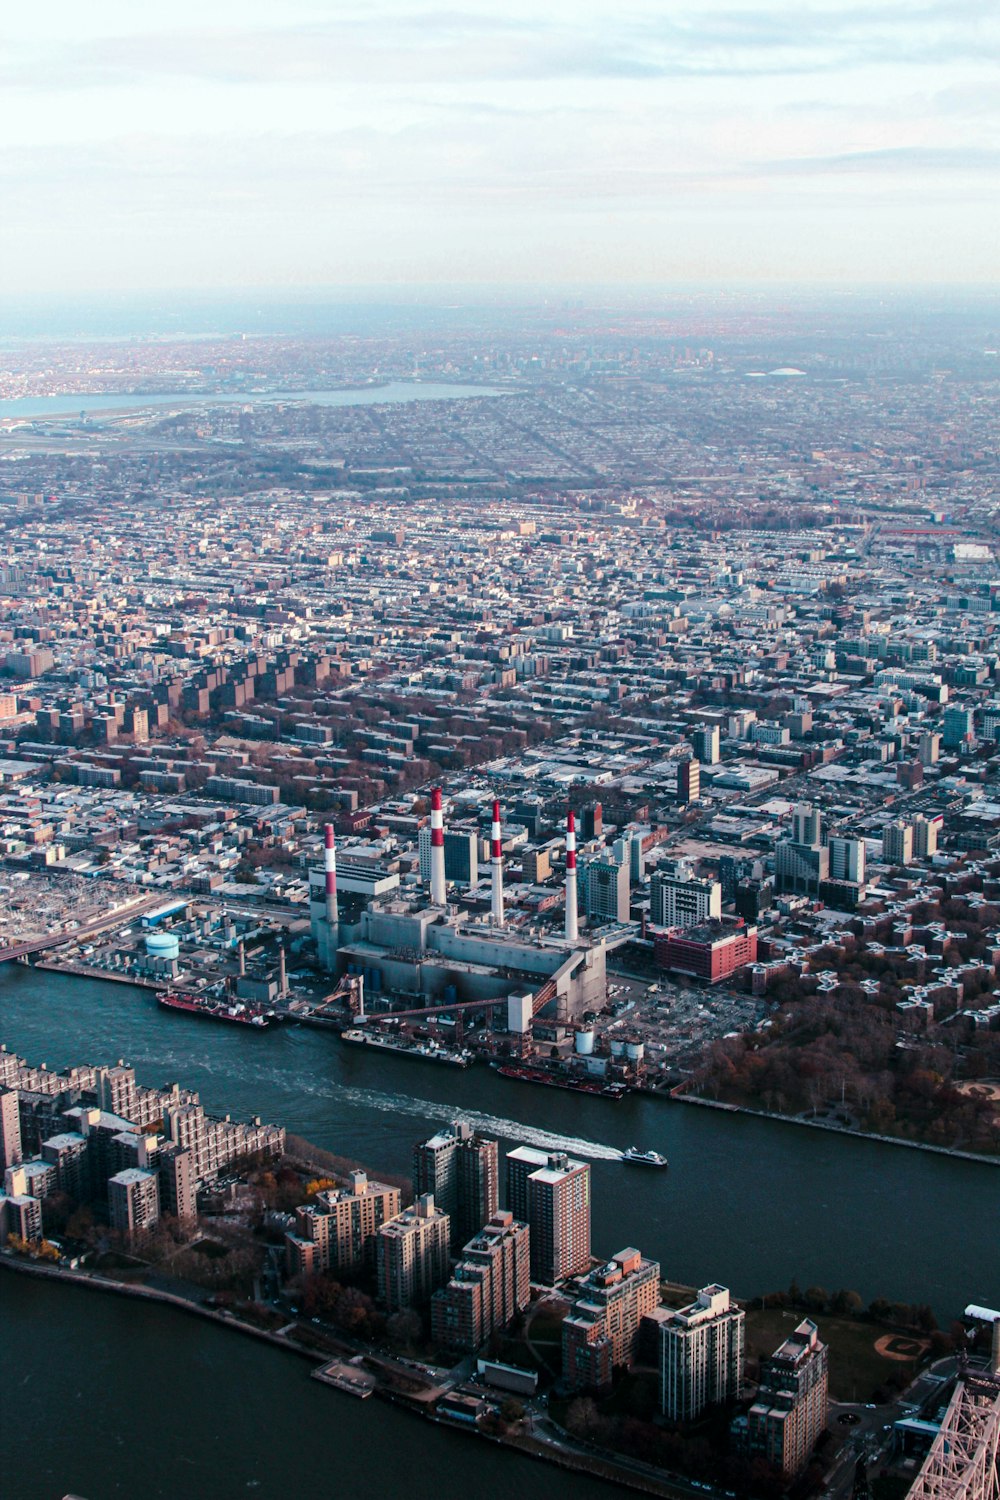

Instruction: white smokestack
[490,798,504,928]
[430,787,447,905]
[565,809,578,942]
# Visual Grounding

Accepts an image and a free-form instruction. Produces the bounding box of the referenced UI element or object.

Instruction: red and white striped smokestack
[565,809,578,941]
[490,798,505,928]
[430,787,447,905]
[324,823,338,928]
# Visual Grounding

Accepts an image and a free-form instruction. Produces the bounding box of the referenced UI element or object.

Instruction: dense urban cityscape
[0,293,998,1500]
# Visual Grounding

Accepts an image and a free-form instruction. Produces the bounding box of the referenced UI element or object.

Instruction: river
[0,1274,618,1500]
[2,966,997,1317]
[0,381,508,420]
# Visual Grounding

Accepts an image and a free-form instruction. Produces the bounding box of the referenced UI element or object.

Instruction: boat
[340,1028,473,1067]
[620,1146,669,1168]
[158,991,272,1029]
[494,1063,629,1099]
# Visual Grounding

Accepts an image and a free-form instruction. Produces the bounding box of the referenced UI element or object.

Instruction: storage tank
[609,1039,626,1058]
[574,1028,596,1055]
[626,1040,645,1063]
[145,932,179,961]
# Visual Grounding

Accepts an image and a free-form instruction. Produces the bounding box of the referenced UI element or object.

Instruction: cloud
[1,0,997,92]
[761,144,1000,174]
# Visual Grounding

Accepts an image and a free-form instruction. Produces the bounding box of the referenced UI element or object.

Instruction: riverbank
[672,1092,1000,1166]
[0,1255,687,1499]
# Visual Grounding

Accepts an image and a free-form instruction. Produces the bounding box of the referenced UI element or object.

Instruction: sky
[1,0,998,295]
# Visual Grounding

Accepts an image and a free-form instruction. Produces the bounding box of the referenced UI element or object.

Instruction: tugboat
[620,1146,669,1168]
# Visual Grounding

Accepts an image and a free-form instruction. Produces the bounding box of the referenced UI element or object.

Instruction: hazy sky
[2,0,998,293]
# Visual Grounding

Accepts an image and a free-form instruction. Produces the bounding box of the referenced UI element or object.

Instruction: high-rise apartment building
[917,731,940,766]
[413,1120,498,1253]
[692,725,720,765]
[650,864,722,930]
[376,1193,451,1312]
[0,1088,22,1170]
[747,1319,829,1475]
[286,1170,400,1278]
[562,1248,661,1392]
[677,757,701,806]
[882,819,914,866]
[827,836,866,885]
[912,814,940,859]
[108,1167,161,1239]
[431,1210,530,1352]
[506,1146,590,1285]
[658,1285,745,1421]
[775,808,828,895]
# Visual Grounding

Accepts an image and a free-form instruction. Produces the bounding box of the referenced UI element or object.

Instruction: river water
[2,967,997,1316]
[1,1274,617,1500]
[0,381,507,420]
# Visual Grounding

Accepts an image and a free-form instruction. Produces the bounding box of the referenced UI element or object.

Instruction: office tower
[418,826,479,887]
[827,836,866,885]
[108,1167,161,1239]
[413,1121,499,1253]
[942,705,974,750]
[0,1088,22,1170]
[562,1248,661,1392]
[650,864,722,930]
[580,802,603,840]
[286,1170,400,1278]
[506,1146,590,1285]
[747,1319,829,1475]
[917,731,940,766]
[719,855,754,903]
[882,819,914,865]
[912,814,939,858]
[658,1285,745,1421]
[677,757,700,806]
[376,1193,451,1312]
[431,1210,531,1351]
[583,854,630,925]
[692,724,720,765]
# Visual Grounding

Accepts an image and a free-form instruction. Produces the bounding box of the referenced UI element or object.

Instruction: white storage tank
[609,1039,626,1058]
[574,1028,596,1055]
[145,932,180,961]
[626,1040,645,1063]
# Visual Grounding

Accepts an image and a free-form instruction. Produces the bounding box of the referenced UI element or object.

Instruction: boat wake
[136,1049,623,1161]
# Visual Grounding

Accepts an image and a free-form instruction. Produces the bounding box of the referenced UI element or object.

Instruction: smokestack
[324,823,338,928]
[237,940,245,977]
[490,798,504,928]
[356,973,365,1022]
[565,809,578,941]
[430,787,446,905]
[278,945,287,998]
